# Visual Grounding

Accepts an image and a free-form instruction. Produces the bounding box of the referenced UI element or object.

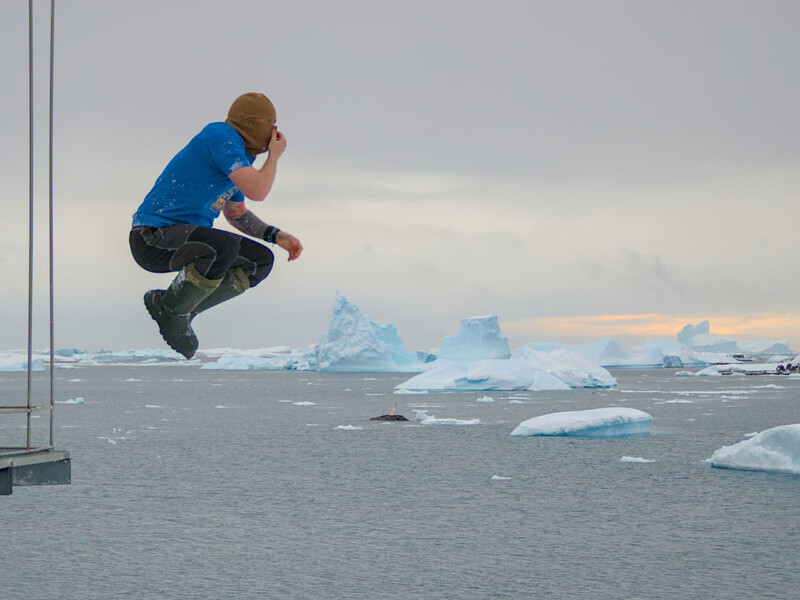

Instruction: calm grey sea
[1,366,799,600]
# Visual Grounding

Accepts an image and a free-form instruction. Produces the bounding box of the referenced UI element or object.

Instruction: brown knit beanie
[225,93,277,155]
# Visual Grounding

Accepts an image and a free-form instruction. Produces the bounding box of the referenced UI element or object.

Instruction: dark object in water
[370,414,409,422]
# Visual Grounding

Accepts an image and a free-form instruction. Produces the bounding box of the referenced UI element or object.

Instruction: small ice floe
[476,396,495,403]
[509,400,525,404]
[658,399,694,404]
[710,424,800,474]
[215,405,229,409]
[125,378,141,382]
[107,439,117,445]
[293,401,316,406]
[55,397,84,404]
[511,407,653,438]
[744,432,758,438]
[619,456,654,463]
[491,475,511,480]
[69,378,82,382]
[413,409,480,426]
[145,404,162,409]
[394,389,428,395]
[336,425,363,431]
[422,417,481,426]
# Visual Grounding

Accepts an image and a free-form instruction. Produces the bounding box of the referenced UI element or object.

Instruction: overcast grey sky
[2,0,799,352]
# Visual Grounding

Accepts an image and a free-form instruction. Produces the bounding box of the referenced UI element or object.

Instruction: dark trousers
[129,225,274,286]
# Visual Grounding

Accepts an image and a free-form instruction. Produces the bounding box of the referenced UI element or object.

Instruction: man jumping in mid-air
[129,92,302,359]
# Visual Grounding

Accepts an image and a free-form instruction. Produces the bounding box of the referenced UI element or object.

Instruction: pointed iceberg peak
[315,293,423,372]
[438,315,511,362]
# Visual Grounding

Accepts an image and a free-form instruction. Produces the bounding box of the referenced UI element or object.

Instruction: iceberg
[438,315,510,361]
[511,346,617,387]
[710,424,800,474]
[315,293,423,372]
[0,353,45,372]
[510,407,653,437]
[678,320,792,355]
[517,338,714,368]
[397,358,571,391]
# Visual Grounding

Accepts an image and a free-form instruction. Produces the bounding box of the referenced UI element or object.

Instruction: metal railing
[1,0,58,458]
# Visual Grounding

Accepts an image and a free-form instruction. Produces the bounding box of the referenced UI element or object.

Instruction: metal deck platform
[0,449,71,495]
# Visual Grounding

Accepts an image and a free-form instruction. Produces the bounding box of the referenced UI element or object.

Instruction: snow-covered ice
[412,409,480,426]
[511,346,617,388]
[620,456,655,463]
[710,424,800,474]
[510,407,653,437]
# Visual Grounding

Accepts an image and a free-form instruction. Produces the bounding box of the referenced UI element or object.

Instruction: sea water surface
[2,367,799,599]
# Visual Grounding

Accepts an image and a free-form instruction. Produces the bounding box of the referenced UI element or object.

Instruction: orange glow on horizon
[503,311,800,347]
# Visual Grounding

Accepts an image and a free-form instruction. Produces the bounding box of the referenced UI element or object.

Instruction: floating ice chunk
[710,424,800,474]
[619,456,654,463]
[393,389,428,395]
[490,475,511,480]
[413,409,430,421]
[145,404,162,409]
[55,397,84,404]
[315,294,422,372]
[421,417,481,426]
[510,407,653,437]
[438,315,511,361]
[336,425,363,431]
[412,409,480,425]
[476,396,495,403]
[293,401,316,406]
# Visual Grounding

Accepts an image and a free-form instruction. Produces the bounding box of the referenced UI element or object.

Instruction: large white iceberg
[511,346,617,387]
[437,315,510,361]
[710,424,800,474]
[678,320,792,355]
[0,353,45,372]
[397,358,571,391]
[510,407,653,437]
[396,315,615,391]
[518,338,717,368]
[315,293,422,372]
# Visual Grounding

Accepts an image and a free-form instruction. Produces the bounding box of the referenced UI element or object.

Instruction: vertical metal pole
[49,0,56,449]
[27,0,35,451]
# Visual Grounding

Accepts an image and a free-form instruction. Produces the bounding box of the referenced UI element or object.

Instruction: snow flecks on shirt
[132,122,253,228]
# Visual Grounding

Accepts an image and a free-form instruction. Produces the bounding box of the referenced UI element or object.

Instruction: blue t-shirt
[132,122,253,228]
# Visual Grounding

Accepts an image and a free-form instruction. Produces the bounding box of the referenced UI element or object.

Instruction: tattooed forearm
[230,209,280,243]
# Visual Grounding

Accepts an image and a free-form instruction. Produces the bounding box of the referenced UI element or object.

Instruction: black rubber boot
[190,267,251,321]
[144,264,222,359]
